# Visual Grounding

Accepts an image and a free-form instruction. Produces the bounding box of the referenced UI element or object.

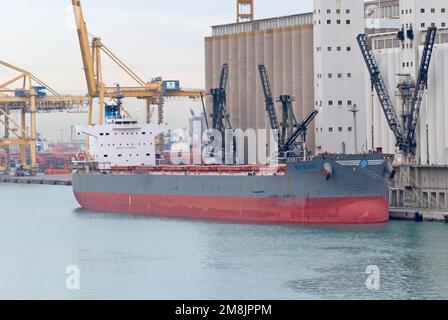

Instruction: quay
[0,175,72,186]
[390,208,448,223]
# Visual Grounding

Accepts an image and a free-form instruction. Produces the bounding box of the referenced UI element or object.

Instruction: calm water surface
[0,183,447,300]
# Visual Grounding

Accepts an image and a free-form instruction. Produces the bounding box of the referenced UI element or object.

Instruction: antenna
[237,0,254,23]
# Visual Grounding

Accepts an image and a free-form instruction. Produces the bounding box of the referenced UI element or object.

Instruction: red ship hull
[74,192,389,224]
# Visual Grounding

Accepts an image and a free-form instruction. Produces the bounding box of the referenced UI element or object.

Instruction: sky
[0,0,313,142]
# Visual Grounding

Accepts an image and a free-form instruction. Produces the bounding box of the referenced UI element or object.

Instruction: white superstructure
[76,119,165,167]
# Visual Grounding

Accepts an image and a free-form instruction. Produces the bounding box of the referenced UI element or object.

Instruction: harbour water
[0,183,447,300]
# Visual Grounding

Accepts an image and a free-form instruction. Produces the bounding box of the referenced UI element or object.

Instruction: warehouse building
[205,0,448,165]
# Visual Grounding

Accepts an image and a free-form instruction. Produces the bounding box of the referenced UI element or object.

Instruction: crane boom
[357,33,405,150]
[72,0,97,96]
[406,27,437,152]
[219,63,229,91]
[283,110,319,152]
[211,64,231,133]
[258,64,282,145]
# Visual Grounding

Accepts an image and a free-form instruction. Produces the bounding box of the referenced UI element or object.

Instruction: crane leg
[20,109,27,167]
[146,99,151,124]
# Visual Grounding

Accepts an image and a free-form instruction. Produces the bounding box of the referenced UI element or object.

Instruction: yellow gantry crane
[0,60,89,170]
[71,0,205,129]
[237,0,254,23]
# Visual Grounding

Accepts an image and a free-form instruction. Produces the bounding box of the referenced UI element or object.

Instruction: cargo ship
[72,119,395,224]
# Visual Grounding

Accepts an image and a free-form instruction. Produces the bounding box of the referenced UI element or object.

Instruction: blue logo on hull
[359,160,369,169]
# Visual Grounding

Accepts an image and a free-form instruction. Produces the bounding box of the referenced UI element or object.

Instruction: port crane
[71,0,205,128]
[0,60,89,170]
[258,64,318,157]
[237,0,254,23]
[357,27,437,157]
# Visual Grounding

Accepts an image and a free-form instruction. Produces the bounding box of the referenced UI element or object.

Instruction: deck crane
[258,64,318,157]
[210,64,232,134]
[279,95,297,142]
[258,64,282,145]
[208,64,236,163]
[278,95,298,146]
[283,110,319,154]
[278,95,318,153]
[71,0,205,128]
[357,27,437,156]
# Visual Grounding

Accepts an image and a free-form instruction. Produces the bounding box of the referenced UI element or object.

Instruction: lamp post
[349,104,359,153]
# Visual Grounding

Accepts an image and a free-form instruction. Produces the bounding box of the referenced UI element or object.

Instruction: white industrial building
[313,0,368,154]
[205,0,448,166]
[314,0,448,162]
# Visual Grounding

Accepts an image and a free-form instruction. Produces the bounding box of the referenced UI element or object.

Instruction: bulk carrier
[72,116,395,224]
